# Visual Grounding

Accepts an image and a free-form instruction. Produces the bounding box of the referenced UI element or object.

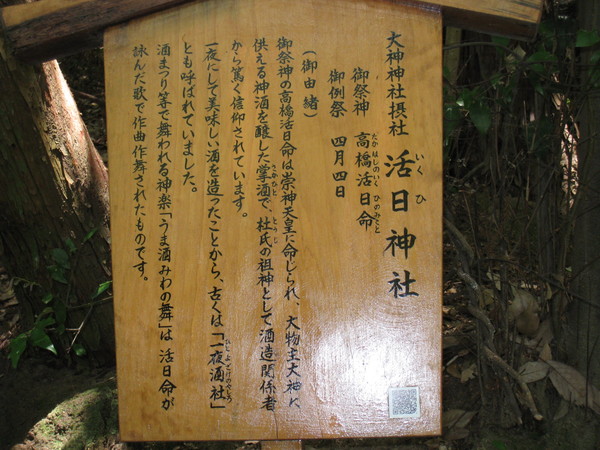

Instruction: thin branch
[67,296,112,312]
[68,305,95,352]
[445,217,475,265]
[483,346,544,421]
[72,89,104,104]
[443,41,521,58]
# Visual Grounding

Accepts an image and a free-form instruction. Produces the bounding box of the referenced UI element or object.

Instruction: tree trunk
[567,0,600,389]
[0,0,113,363]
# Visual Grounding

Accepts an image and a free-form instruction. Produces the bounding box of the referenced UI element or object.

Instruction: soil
[0,355,115,450]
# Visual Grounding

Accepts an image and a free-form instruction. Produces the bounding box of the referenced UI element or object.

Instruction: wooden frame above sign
[1,0,543,63]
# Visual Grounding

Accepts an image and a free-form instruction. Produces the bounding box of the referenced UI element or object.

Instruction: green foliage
[8,334,28,368]
[442,3,600,429]
[91,280,112,300]
[442,13,600,146]
[47,248,70,284]
[9,311,58,369]
[491,441,508,450]
[8,231,110,368]
[460,89,492,135]
[444,83,491,139]
[575,29,600,48]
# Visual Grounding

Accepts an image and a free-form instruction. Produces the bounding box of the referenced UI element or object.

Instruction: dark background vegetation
[1,0,600,448]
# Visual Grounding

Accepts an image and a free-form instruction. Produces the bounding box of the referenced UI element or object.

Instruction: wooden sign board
[105,0,442,441]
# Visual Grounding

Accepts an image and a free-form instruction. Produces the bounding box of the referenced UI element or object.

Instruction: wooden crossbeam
[0,0,198,62]
[1,0,542,63]
[438,0,542,39]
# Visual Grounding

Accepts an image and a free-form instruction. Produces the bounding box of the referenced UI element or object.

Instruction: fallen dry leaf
[443,409,477,440]
[446,362,461,379]
[461,362,477,383]
[519,361,550,384]
[443,409,477,429]
[546,360,600,415]
[539,343,553,361]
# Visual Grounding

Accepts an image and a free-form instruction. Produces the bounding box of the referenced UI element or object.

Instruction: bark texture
[0,0,113,362]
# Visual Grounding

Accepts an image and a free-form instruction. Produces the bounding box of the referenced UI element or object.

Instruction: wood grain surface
[105,0,442,441]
